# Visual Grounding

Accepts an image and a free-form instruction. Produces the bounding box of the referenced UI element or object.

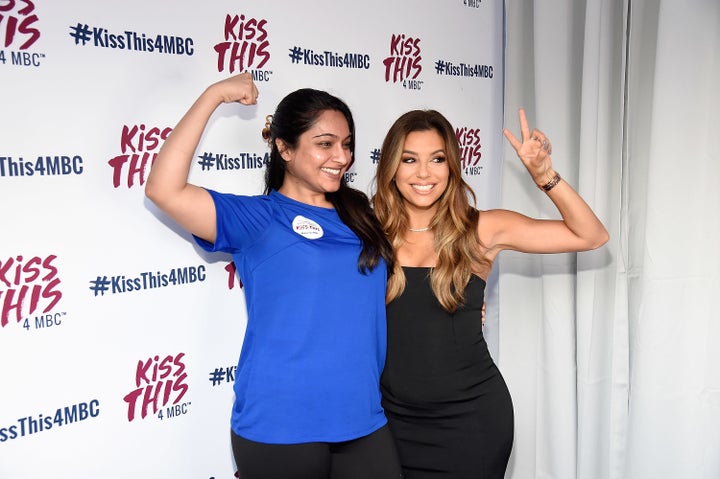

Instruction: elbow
[588,226,610,250]
[144,182,154,202]
[144,180,171,213]
[144,176,163,205]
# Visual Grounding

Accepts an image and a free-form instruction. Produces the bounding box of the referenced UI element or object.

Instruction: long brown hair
[373,110,488,311]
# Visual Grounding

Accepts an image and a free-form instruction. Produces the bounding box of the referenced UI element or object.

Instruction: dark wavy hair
[262,88,393,274]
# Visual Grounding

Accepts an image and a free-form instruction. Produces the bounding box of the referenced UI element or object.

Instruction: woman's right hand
[211,72,259,106]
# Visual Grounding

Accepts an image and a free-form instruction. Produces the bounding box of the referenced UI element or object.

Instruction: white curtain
[500,1,720,478]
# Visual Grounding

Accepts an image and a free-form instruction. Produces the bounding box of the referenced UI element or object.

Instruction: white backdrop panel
[0,1,504,477]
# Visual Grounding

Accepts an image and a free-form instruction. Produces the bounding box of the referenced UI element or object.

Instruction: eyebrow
[402,148,446,155]
[312,132,352,141]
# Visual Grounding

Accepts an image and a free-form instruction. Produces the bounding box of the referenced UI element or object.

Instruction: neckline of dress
[400,265,487,284]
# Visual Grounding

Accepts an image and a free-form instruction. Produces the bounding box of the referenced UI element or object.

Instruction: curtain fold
[575,1,628,478]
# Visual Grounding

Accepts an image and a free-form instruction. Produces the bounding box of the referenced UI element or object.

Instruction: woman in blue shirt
[146,73,401,479]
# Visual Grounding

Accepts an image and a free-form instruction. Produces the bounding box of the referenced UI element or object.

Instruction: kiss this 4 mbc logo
[383,34,422,84]
[123,352,189,422]
[1,255,62,329]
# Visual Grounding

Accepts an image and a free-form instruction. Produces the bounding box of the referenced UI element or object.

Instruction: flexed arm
[479,108,608,256]
[145,73,259,243]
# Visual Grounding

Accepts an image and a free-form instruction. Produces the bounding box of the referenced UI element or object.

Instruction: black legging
[231,425,403,479]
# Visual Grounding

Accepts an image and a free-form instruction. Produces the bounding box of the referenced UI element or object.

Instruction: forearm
[542,168,609,249]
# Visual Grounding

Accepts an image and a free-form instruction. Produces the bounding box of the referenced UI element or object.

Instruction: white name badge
[292,215,324,240]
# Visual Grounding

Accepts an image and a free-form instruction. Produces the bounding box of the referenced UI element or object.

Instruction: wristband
[539,172,561,192]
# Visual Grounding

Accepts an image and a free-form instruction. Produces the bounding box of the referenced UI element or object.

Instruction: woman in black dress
[373,108,608,478]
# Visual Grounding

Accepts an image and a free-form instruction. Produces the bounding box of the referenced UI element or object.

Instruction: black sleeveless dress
[381,267,514,478]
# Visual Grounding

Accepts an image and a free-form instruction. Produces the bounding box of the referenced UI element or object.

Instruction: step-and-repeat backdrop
[0,1,504,477]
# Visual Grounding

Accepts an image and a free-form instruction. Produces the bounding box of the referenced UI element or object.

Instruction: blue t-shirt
[195,189,388,444]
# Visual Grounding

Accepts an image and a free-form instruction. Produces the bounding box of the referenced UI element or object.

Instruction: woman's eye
[432,156,447,163]
[342,142,352,150]
[401,157,415,163]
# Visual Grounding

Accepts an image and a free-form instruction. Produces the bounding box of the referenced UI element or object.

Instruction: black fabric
[231,425,403,479]
[382,267,513,478]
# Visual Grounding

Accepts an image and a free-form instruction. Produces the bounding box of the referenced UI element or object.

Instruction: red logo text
[383,34,422,83]
[225,262,243,290]
[0,254,61,328]
[108,124,172,189]
[0,0,40,50]
[123,352,189,421]
[215,14,270,73]
[456,126,482,168]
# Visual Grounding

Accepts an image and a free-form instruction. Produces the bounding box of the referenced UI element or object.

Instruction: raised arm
[145,72,259,243]
[478,108,609,256]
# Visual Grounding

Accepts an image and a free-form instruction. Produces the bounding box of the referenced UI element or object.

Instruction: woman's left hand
[503,108,555,187]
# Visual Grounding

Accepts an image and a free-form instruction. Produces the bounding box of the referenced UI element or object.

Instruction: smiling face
[393,128,450,215]
[278,109,352,206]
